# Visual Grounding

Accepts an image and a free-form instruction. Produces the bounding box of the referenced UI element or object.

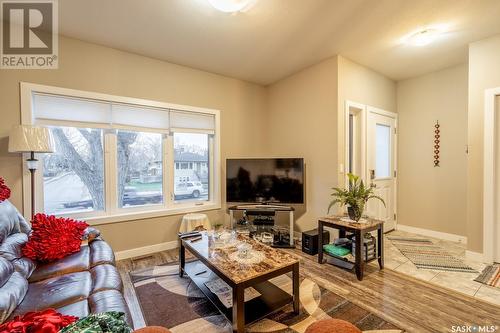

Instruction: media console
[227,204,295,247]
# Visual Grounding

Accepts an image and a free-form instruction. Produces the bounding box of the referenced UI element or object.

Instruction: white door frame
[483,87,500,263]
[344,101,398,228]
[344,100,367,183]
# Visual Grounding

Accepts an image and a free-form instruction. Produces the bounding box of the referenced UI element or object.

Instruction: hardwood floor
[117,248,500,333]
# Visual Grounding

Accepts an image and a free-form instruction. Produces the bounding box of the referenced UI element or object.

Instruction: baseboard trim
[115,240,179,260]
[465,250,487,263]
[396,224,467,244]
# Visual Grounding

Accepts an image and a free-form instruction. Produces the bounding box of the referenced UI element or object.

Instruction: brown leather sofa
[0,199,132,327]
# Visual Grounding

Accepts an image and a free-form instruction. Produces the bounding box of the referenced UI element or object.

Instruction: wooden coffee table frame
[179,239,300,333]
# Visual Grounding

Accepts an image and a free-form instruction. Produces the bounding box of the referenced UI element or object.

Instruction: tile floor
[384,229,500,306]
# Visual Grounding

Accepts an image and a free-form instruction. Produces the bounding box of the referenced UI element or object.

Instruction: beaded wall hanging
[434,121,440,167]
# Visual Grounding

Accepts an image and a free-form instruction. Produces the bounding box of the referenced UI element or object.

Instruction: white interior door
[367,109,397,231]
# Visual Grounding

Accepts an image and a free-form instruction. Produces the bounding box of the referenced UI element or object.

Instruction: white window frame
[20,82,221,225]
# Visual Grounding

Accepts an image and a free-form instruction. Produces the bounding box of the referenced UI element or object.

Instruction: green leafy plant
[328,173,385,222]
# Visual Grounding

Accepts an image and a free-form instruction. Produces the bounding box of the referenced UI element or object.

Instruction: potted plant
[328,173,385,222]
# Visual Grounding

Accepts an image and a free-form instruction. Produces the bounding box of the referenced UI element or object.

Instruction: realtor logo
[1,0,58,69]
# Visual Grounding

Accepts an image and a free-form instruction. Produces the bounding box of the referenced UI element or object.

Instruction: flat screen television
[226,158,304,204]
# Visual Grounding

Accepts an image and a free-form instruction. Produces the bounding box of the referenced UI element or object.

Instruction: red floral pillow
[0,178,10,202]
[0,308,77,333]
[22,214,88,262]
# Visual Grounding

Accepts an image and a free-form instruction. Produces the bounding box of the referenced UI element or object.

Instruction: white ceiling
[59,0,500,85]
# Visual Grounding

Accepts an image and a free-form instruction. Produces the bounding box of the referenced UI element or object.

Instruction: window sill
[84,202,221,226]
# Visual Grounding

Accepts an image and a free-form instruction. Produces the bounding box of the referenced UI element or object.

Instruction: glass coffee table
[179,232,300,333]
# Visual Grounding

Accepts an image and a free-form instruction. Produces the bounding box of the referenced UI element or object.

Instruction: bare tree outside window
[44,127,138,214]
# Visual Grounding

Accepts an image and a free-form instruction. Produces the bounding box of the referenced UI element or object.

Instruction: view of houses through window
[173,132,209,202]
[118,130,163,208]
[43,129,211,215]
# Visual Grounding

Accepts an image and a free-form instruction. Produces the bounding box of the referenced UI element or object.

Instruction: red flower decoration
[22,214,88,262]
[0,178,11,202]
[0,308,77,333]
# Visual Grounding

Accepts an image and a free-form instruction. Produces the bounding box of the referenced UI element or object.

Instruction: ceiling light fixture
[404,28,441,46]
[207,0,255,13]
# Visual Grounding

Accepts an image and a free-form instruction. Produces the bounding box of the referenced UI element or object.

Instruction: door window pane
[43,127,104,215]
[117,131,163,208]
[174,133,209,202]
[376,124,391,178]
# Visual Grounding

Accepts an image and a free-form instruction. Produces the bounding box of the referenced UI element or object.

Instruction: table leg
[339,229,346,239]
[378,225,384,269]
[318,221,324,264]
[232,285,245,333]
[354,231,364,281]
[292,263,300,314]
[179,242,185,278]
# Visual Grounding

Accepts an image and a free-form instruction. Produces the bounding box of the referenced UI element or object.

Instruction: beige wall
[467,34,500,253]
[0,36,267,252]
[264,55,396,232]
[397,64,468,236]
[337,56,397,185]
[265,57,338,232]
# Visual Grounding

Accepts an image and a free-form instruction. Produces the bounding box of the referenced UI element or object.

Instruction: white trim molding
[465,250,486,263]
[396,224,467,244]
[114,240,178,261]
[483,87,500,263]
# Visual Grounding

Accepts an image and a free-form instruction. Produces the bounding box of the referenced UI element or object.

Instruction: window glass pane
[117,131,163,208]
[43,127,104,215]
[174,133,209,202]
[375,124,391,178]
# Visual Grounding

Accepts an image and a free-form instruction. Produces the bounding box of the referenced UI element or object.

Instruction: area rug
[387,237,477,273]
[474,264,500,288]
[129,262,404,333]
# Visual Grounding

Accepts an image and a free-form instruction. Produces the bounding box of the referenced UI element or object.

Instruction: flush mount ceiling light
[207,0,255,13]
[404,28,442,46]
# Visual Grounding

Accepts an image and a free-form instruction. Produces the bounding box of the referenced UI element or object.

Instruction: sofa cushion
[90,240,115,267]
[11,257,36,279]
[0,201,25,243]
[0,233,27,261]
[0,258,13,288]
[0,272,28,323]
[29,246,90,283]
[90,264,123,294]
[13,271,91,316]
[88,290,132,326]
[56,299,90,319]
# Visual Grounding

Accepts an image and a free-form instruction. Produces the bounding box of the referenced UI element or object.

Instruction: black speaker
[302,229,330,255]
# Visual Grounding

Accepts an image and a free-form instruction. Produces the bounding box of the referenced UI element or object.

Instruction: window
[174,132,210,202]
[117,130,163,208]
[23,83,220,223]
[375,123,391,178]
[43,127,104,215]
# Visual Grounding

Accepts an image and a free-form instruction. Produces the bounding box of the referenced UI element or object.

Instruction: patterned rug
[387,237,477,273]
[474,264,500,288]
[130,262,404,333]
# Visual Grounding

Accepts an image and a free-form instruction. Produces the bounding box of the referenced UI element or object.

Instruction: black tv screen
[226,158,304,204]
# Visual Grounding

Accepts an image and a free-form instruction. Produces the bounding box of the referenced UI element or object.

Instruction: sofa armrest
[82,227,101,243]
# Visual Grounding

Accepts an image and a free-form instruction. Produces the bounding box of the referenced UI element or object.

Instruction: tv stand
[227,204,295,247]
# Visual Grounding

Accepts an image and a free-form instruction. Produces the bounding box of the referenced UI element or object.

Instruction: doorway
[345,102,397,231]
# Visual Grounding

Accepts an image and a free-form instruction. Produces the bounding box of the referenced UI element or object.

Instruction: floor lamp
[8,125,55,219]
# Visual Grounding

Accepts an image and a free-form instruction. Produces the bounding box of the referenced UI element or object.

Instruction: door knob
[369,169,375,180]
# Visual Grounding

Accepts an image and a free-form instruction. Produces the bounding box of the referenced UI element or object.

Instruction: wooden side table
[318,216,384,281]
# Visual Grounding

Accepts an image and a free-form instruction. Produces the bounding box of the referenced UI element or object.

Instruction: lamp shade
[8,125,55,153]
